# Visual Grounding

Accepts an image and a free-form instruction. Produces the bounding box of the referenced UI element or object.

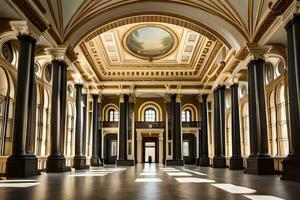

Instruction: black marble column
[73,84,89,169]
[90,95,101,166]
[82,94,87,157]
[59,61,67,156]
[117,94,134,166]
[166,94,184,166]
[229,84,243,170]
[212,86,226,168]
[6,35,40,178]
[282,14,300,181]
[47,60,69,173]
[245,59,274,175]
[198,94,210,166]
[26,39,37,155]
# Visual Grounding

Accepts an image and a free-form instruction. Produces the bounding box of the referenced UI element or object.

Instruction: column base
[73,156,89,170]
[90,156,103,166]
[47,155,71,173]
[229,156,244,170]
[166,159,184,166]
[212,156,226,168]
[6,154,40,178]
[197,157,210,167]
[282,156,300,182]
[116,160,135,166]
[244,156,274,175]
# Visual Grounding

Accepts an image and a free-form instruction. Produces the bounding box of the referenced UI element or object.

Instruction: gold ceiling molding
[81,34,221,81]
[11,0,48,33]
[79,42,102,80]
[83,15,218,44]
[252,0,293,43]
[65,45,78,63]
[16,0,287,48]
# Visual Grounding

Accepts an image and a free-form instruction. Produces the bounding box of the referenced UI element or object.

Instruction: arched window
[268,90,277,156]
[225,113,232,156]
[108,109,118,122]
[0,67,15,156]
[277,86,289,156]
[241,103,250,156]
[182,109,192,122]
[144,108,156,122]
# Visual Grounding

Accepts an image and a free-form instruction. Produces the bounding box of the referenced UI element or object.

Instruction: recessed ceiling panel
[124,25,176,60]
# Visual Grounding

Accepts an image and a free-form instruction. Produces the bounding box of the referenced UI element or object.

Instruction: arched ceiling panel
[29,0,276,50]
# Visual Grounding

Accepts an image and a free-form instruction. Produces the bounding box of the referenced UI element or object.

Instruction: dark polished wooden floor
[0,164,299,200]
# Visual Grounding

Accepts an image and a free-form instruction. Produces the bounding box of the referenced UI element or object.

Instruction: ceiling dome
[124,25,176,60]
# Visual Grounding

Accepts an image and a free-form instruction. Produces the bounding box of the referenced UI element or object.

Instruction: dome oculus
[124,25,176,60]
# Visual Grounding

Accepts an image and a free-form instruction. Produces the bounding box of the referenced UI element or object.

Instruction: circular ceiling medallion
[124,25,177,60]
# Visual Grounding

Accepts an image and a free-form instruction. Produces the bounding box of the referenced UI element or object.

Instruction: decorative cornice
[11,0,48,33]
[253,0,293,43]
[45,46,67,60]
[66,45,78,63]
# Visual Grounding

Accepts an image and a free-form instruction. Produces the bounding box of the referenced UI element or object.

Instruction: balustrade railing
[100,121,119,128]
[182,121,201,128]
[135,122,165,129]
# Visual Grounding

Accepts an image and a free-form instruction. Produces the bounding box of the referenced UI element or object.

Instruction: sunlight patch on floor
[0,180,39,188]
[183,169,207,176]
[212,184,256,194]
[166,172,193,177]
[243,195,285,200]
[139,172,157,176]
[175,177,215,183]
[135,178,162,183]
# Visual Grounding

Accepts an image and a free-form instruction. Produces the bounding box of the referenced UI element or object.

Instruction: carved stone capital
[9,20,29,35]
[246,44,270,60]
[176,93,181,103]
[45,45,68,60]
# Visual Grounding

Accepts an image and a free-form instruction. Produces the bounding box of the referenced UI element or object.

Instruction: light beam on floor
[175,178,215,183]
[243,195,285,200]
[135,178,162,183]
[139,172,157,176]
[183,169,207,176]
[166,172,193,176]
[212,184,256,194]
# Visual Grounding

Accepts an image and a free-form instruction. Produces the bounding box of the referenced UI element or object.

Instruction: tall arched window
[225,113,232,157]
[241,103,250,156]
[66,102,74,156]
[182,109,192,122]
[144,108,156,122]
[0,66,15,156]
[277,86,289,156]
[108,109,118,122]
[268,90,277,156]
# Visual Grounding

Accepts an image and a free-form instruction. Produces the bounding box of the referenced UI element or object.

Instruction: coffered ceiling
[76,22,224,82]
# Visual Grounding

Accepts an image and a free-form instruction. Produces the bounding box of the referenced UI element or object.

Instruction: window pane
[109,110,114,121]
[183,141,189,156]
[111,140,117,156]
[186,110,191,122]
[145,109,156,122]
[182,111,186,122]
[114,111,119,122]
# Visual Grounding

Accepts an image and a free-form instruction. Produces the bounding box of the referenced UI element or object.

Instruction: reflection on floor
[0,164,299,200]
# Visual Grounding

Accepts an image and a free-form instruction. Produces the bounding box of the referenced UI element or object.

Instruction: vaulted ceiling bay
[9,0,292,95]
